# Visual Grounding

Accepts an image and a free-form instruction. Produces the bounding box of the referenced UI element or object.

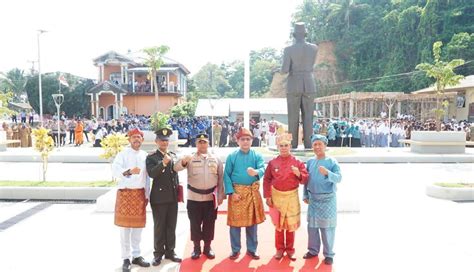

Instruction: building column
[349,99,354,118]
[330,102,334,118]
[90,94,95,117]
[322,103,326,118]
[369,101,374,117]
[397,101,402,116]
[119,94,124,116]
[338,100,343,118]
[132,73,136,92]
[95,94,100,119]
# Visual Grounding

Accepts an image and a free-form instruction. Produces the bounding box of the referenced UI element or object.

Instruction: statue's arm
[280,47,291,74]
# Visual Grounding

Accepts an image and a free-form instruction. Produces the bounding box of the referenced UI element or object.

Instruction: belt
[187,184,216,195]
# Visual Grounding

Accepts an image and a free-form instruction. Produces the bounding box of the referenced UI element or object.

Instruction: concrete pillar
[119,94,124,116]
[322,103,327,118]
[132,73,136,92]
[369,101,374,117]
[120,65,124,84]
[397,101,402,116]
[330,102,334,118]
[338,100,343,118]
[349,99,354,118]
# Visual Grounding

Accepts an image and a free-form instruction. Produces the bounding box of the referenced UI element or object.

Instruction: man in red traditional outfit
[263,133,309,260]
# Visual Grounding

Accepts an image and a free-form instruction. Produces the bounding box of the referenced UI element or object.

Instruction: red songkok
[236,127,253,139]
[127,128,144,138]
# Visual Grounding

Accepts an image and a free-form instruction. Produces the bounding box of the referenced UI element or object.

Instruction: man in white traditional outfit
[112,128,151,272]
[303,134,342,265]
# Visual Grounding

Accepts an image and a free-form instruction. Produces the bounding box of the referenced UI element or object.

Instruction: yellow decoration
[163,129,168,136]
[32,127,54,182]
[99,133,129,160]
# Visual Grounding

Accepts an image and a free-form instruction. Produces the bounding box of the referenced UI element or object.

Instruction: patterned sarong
[271,187,300,232]
[114,188,146,228]
[307,192,337,228]
[227,182,265,227]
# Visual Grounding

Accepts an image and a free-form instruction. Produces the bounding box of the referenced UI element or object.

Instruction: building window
[110,73,121,85]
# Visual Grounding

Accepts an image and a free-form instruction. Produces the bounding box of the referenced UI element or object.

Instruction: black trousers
[187,200,217,244]
[151,202,178,257]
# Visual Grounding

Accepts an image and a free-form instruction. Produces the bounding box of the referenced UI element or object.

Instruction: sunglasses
[239,137,252,141]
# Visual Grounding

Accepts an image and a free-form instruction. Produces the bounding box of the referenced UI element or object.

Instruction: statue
[280,22,318,149]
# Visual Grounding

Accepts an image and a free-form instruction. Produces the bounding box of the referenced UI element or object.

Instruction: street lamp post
[37,29,47,126]
[52,94,64,149]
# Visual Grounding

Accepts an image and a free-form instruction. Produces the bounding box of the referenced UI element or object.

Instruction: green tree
[170,101,196,117]
[192,63,229,98]
[142,45,170,112]
[416,41,465,131]
[0,91,14,117]
[0,68,27,101]
[25,73,92,118]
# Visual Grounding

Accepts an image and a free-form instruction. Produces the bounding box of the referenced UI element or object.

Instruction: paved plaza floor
[0,162,473,271]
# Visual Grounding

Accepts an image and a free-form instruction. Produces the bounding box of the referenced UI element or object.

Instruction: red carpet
[180,214,333,272]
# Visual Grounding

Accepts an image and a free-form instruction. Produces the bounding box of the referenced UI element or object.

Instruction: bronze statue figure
[280,22,318,149]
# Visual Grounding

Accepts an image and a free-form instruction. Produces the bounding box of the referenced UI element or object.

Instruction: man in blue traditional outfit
[224,127,266,260]
[303,134,342,265]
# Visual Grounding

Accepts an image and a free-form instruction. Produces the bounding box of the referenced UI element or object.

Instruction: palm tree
[0,68,27,101]
[327,0,369,29]
[142,46,170,112]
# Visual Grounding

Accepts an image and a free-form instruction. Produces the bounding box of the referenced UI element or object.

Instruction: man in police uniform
[146,127,182,266]
[174,132,225,260]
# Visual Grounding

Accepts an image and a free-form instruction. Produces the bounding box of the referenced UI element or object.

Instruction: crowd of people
[312,117,473,148]
[2,110,473,150]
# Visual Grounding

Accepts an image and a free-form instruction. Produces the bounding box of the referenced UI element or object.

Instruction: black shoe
[229,251,240,260]
[324,257,333,265]
[303,252,318,259]
[132,256,150,267]
[191,248,201,260]
[203,248,215,259]
[122,259,131,272]
[246,251,260,260]
[152,255,162,266]
[165,253,182,263]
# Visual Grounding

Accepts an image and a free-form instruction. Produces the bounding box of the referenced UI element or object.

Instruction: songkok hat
[155,127,173,141]
[236,127,253,139]
[127,128,144,138]
[276,133,292,145]
[196,132,209,142]
[293,22,307,34]
[311,134,328,145]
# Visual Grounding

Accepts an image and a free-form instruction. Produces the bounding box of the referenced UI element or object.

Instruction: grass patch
[0,181,116,187]
[434,182,474,188]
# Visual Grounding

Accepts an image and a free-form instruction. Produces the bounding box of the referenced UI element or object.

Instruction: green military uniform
[146,128,181,264]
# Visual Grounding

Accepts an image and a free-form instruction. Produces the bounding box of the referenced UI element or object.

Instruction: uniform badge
[163,129,168,136]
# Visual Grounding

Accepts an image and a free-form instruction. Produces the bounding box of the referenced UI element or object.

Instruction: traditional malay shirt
[304,157,342,228]
[263,154,308,231]
[224,149,266,227]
